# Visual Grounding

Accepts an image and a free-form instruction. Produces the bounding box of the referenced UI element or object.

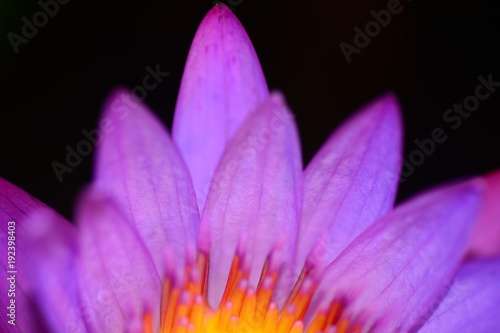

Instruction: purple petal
[200,93,302,306]
[22,209,87,333]
[95,89,200,277]
[0,178,71,332]
[311,179,484,332]
[297,93,402,275]
[75,188,162,332]
[418,259,500,333]
[172,4,269,209]
[467,169,500,259]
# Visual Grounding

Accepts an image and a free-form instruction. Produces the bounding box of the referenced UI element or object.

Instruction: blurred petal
[173,4,269,209]
[418,259,500,333]
[95,89,200,276]
[23,209,87,333]
[75,189,162,332]
[200,93,302,306]
[0,178,71,332]
[297,93,402,274]
[467,169,500,259]
[311,179,484,332]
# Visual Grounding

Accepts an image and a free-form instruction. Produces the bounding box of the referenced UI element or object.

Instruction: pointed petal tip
[103,85,129,103]
[270,91,298,120]
[269,90,287,104]
[209,2,233,15]
[372,91,403,122]
[347,92,403,143]
[196,3,245,39]
[205,2,238,24]
[101,86,139,115]
[264,91,289,115]
[107,86,130,97]
[447,177,486,204]
[379,90,399,103]
[402,176,485,218]
[367,91,404,152]
[468,176,487,192]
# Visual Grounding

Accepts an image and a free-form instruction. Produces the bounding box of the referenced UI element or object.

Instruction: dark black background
[1,0,499,219]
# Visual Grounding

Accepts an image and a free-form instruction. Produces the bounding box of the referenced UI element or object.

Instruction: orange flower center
[142,252,362,333]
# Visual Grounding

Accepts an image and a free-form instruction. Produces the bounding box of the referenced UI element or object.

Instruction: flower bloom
[1,4,500,333]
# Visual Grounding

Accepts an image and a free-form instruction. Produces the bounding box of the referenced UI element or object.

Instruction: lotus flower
[1,4,500,333]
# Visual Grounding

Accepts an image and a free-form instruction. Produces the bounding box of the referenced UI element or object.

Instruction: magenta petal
[172,4,269,209]
[22,209,87,333]
[312,180,484,332]
[418,259,500,333]
[200,93,302,306]
[297,93,402,274]
[95,89,200,275]
[0,178,72,332]
[75,189,162,332]
[467,169,500,259]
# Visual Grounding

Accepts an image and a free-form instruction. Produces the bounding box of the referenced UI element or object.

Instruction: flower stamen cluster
[143,249,362,333]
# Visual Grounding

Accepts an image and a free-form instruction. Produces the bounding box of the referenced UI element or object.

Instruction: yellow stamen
[145,251,361,332]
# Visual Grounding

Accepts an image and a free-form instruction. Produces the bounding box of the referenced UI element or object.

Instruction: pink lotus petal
[297,93,402,275]
[75,188,162,332]
[172,4,269,209]
[200,93,302,306]
[311,179,484,332]
[418,259,500,332]
[467,169,500,259]
[22,209,87,333]
[0,178,73,332]
[95,89,200,277]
